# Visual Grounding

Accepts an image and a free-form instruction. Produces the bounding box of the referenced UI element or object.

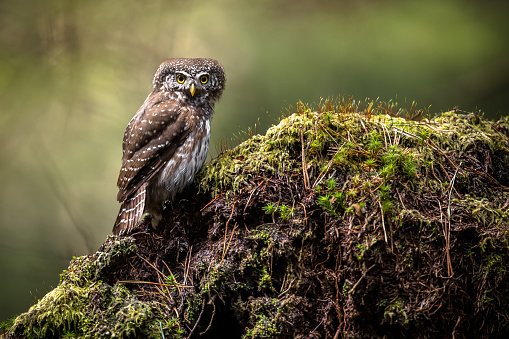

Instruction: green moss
[261,202,277,215]
[8,237,184,339]
[454,195,509,229]
[277,204,294,221]
[241,298,283,338]
[355,243,368,260]
[257,266,273,290]
[7,97,509,338]
[317,192,345,217]
[366,131,383,153]
[243,314,279,338]
[0,318,15,334]
[382,298,409,328]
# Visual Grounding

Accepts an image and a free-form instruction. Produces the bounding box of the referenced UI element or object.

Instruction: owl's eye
[199,74,209,84]
[176,73,186,84]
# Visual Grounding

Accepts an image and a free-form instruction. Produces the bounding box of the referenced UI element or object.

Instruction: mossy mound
[6,98,509,338]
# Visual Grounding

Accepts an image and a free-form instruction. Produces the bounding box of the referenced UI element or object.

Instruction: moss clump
[6,97,509,338]
[8,237,184,338]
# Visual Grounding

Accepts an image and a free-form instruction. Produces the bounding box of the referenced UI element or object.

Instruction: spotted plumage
[113,58,225,235]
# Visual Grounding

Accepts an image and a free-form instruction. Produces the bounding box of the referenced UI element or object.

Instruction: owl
[113,58,226,235]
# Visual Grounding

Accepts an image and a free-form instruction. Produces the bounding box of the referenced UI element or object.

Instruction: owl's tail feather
[113,184,147,235]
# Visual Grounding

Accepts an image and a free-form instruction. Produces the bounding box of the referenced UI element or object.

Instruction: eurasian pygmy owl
[113,58,225,235]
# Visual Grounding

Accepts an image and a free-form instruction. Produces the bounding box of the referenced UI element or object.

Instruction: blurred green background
[1,0,508,321]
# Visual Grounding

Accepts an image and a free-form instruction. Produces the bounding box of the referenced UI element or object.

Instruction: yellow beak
[189,83,196,97]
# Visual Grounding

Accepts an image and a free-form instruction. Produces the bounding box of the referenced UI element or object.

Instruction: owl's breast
[152,117,211,202]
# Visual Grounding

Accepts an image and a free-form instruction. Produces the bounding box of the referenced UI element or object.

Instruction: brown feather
[113,183,147,234]
[116,93,190,202]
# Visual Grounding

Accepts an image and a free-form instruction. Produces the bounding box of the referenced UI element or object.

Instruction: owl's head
[153,58,225,104]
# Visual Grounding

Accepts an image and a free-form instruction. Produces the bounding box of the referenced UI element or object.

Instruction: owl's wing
[116,92,191,203]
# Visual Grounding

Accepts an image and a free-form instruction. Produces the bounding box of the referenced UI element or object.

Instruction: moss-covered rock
[5,98,509,338]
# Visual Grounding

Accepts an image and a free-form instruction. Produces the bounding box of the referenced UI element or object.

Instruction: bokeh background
[1,0,508,321]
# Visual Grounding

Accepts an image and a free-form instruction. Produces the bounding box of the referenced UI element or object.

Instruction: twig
[159,321,166,339]
[243,180,265,214]
[452,316,462,339]
[221,223,237,264]
[348,264,376,295]
[182,246,193,286]
[200,297,217,336]
[445,162,461,277]
[117,280,192,288]
[187,298,206,339]
[312,155,336,189]
[378,201,388,245]
[200,194,221,212]
[333,327,341,339]
[301,131,310,189]
[222,204,236,260]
